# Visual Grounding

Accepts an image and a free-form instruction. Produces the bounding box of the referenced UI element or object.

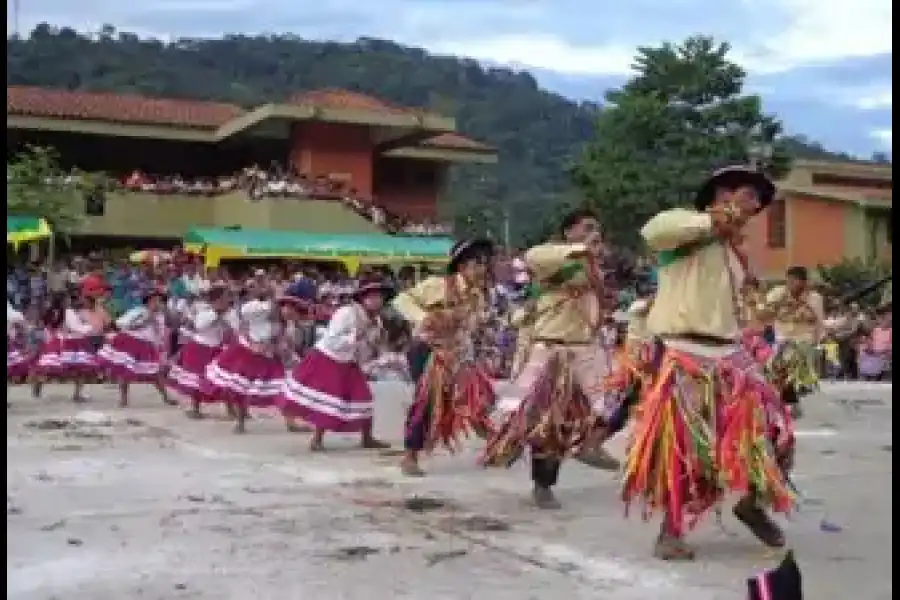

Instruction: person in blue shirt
[286,272,318,302]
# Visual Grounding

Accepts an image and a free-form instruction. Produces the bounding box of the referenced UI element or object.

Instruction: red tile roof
[420,132,492,151]
[289,88,414,115]
[6,86,494,152]
[7,86,244,129]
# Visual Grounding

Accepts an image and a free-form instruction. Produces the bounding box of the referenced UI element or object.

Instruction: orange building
[743,159,892,278]
[6,86,496,239]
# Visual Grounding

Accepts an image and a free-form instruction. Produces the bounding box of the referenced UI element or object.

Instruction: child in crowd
[819,333,842,380]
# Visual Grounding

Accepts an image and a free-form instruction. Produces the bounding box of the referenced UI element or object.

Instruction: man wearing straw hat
[761,266,825,418]
[392,238,497,477]
[482,209,621,509]
[621,166,796,561]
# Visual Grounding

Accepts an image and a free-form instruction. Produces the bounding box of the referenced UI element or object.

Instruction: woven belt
[661,333,733,346]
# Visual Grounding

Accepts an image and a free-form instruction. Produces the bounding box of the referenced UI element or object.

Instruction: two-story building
[7,86,497,247]
[743,159,892,278]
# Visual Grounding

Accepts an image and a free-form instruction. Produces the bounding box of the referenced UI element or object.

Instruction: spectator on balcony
[125,169,148,189]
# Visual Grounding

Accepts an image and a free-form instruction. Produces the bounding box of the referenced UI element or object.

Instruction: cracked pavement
[6,381,893,600]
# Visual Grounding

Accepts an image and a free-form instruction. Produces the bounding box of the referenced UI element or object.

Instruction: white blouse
[192,306,228,347]
[241,300,277,344]
[116,306,165,344]
[64,308,95,337]
[7,302,25,337]
[315,304,378,364]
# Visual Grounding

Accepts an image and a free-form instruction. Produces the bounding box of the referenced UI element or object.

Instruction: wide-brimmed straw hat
[447,238,494,274]
[694,165,776,213]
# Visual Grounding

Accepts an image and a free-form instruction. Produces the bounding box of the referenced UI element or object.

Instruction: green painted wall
[75,192,382,237]
[841,204,892,265]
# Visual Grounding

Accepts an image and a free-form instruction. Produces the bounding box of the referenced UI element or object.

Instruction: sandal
[653,533,696,561]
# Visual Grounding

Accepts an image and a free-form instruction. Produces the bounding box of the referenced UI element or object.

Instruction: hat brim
[275,295,309,307]
[142,290,168,302]
[695,166,776,213]
[447,238,495,273]
[352,283,395,301]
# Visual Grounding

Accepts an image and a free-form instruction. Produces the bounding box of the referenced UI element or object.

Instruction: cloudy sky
[8,0,893,157]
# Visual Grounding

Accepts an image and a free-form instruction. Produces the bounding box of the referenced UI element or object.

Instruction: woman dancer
[98,288,174,407]
[7,301,31,395]
[203,292,284,433]
[278,279,393,451]
[32,292,105,402]
[167,285,232,418]
[274,295,317,433]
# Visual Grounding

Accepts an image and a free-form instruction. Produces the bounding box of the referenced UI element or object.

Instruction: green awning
[184,228,454,260]
[7,216,52,245]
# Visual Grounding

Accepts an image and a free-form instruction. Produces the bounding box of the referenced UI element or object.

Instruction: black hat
[447,238,494,273]
[695,165,777,212]
[747,550,803,600]
[141,287,168,304]
[352,277,395,301]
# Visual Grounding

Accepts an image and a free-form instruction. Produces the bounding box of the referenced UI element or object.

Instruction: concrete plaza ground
[7,381,893,600]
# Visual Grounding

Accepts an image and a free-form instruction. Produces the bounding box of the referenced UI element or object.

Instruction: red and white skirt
[33,334,102,381]
[277,349,373,432]
[167,341,222,400]
[7,339,32,383]
[97,332,163,383]
[202,342,284,408]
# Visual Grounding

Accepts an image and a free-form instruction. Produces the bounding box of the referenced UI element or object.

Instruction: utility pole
[13,0,21,36]
[502,206,511,251]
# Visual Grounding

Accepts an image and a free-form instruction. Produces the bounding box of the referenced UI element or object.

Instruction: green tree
[817,259,892,310]
[7,145,84,232]
[572,36,793,248]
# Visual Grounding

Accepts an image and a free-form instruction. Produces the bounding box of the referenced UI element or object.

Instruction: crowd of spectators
[8,247,891,382]
[77,164,454,237]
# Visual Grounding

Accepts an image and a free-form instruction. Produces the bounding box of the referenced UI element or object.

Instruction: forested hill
[7,25,846,243]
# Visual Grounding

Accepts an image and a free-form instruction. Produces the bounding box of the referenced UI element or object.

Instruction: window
[84,189,106,217]
[767,197,786,249]
[811,173,892,190]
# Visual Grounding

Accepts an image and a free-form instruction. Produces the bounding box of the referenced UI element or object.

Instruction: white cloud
[854,88,893,111]
[430,34,637,77]
[870,128,892,149]
[822,83,893,110]
[745,0,892,73]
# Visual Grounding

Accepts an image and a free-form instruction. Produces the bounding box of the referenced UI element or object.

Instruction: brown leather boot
[532,486,562,510]
[733,494,786,548]
[653,528,696,561]
[575,445,621,471]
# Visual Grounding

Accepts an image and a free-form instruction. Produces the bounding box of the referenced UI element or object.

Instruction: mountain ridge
[7,25,853,242]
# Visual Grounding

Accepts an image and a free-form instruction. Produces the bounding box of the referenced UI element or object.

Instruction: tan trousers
[496,341,616,420]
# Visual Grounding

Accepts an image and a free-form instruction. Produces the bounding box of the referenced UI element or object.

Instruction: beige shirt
[765,285,824,343]
[642,208,745,341]
[524,242,600,344]
[625,299,651,343]
[391,274,485,342]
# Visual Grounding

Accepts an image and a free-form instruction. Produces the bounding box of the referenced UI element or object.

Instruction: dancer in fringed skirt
[761,267,824,419]
[32,292,104,403]
[167,285,232,418]
[622,166,796,561]
[202,297,284,433]
[98,288,174,407]
[391,238,498,477]
[484,210,621,510]
[277,278,392,451]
